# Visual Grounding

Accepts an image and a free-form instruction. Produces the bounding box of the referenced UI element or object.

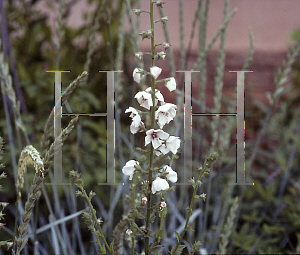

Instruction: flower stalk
[69,170,113,255]
[171,152,218,255]
[145,0,156,252]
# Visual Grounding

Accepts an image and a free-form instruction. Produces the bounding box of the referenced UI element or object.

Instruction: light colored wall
[37,0,300,52]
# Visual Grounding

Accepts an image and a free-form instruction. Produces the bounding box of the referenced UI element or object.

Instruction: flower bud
[135,52,143,60]
[139,30,153,40]
[162,42,170,51]
[150,66,162,79]
[126,229,133,235]
[142,197,147,204]
[160,201,167,208]
[156,1,164,8]
[157,51,166,60]
[161,16,168,25]
[133,9,142,15]
[146,30,152,37]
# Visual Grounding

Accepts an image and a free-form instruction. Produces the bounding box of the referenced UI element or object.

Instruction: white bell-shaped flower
[150,66,162,79]
[133,68,145,83]
[163,165,178,183]
[165,77,176,91]
[152,177,169,194]
[145,129,169,149]
[166,136,181,154]
[155,103,177,128]
[122,160,139,180]
[125,107,141,127]
[134,91,153,110]
[130,121,144,134]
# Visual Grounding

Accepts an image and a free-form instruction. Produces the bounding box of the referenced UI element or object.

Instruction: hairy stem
[145,1,155,254]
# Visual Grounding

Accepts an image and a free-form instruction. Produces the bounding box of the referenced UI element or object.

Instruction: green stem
[82,188,113,254]
[145,1,155,254]
[131,182,136,254]
[171,165,207,254]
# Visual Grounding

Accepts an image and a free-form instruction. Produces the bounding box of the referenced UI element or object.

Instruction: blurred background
[0,0,300,254]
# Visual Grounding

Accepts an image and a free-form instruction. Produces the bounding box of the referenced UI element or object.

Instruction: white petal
[135,91,153,110]
[166,136,181,154]
[133,68,145,83]
[145,134,151,146]
[157,144,170,155]
[157,130,169,140]
[164,165,178,183]
[152,177,169,194]
[166,77,176,91]
[150,66,162,79]
[152,138,161,149]
[132,114,142,127]
[122,160,139,180]
[130,122,139,134]
[125,106,138,116]
[156,113,168,129]
[155,90,164,103]
[155,150,162,156]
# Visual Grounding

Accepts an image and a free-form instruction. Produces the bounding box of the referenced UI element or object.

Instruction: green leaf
[174,231,181,242]
[187,224,195,232]
[156,229,163,239]
[173,245,186,255]
[110,241,114,252]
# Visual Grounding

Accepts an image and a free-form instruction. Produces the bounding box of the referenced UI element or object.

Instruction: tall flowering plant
[123,0,180,253]
[71,1,217,254]
[120,1,216,254]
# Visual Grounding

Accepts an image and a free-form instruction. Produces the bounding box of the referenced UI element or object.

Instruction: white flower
[145,129,169,149]
[165,77,176,92]
[145,87,164,105]
[125,107,141,127]
[152,177,169,194]
[155,103,177,128]
[133,68,145,83]
[155,136,180,155]
[125,106,144,133]
[122,160,139,180]
[163,165,178,183]
[130,121,144,134]
[150,66,162,79]
[135,91,153,110]
[166,136,181,154]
